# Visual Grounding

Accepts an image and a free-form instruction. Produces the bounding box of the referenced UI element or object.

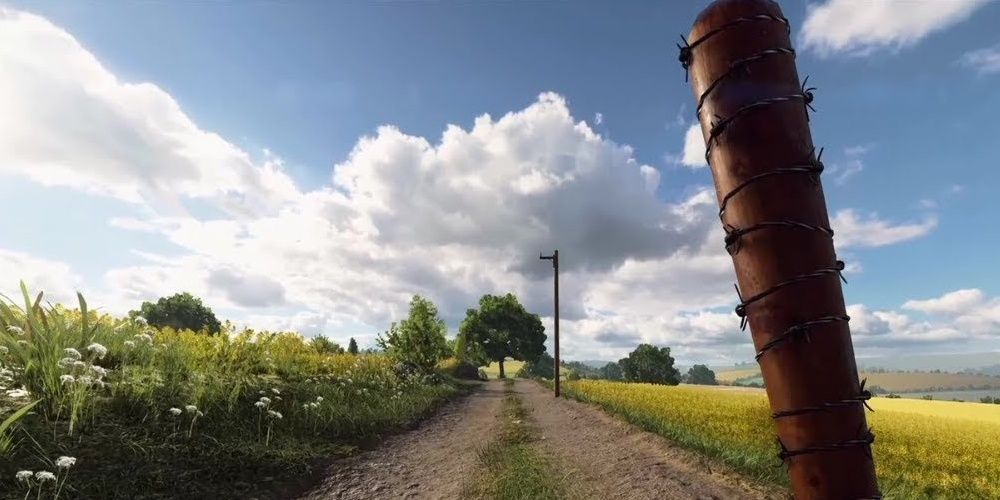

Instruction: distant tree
[619,344,680,385]
[129,292,221,334]
[312,335,344,354]
[599,362,624,381]
[347,337,359,355]
[376,295,449,373]
[685,364,718,385]
[518,352,554,379]
[459,293,546,378]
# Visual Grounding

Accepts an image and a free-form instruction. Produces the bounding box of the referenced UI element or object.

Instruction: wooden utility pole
[540,250,560,397]
[680,1,879,498]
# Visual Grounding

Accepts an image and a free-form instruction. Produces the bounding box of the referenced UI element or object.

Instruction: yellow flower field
[562,380,1000,499]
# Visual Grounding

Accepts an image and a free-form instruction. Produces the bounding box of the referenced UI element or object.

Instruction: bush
[128,292,221,334]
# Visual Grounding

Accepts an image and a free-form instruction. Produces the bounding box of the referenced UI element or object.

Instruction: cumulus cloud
[0,249,82,306]
[831,209,937,249]
[679,123,707,168]
[208,269,286,307]
[0,8,300,213]
[959,43,1000,75]
[801,0,989,56]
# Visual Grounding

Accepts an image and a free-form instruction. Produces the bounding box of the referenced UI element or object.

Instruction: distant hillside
[715,366,1000,393]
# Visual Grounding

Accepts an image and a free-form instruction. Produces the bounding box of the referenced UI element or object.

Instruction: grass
[464,379,567,499]
[0,284,466,499]
[562,379,1000,499]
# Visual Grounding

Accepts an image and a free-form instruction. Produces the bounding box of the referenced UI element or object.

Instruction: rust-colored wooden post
[681,1,880,498]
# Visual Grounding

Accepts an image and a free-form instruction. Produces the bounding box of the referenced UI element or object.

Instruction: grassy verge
[0,286,472,499]
[465,379,567,499]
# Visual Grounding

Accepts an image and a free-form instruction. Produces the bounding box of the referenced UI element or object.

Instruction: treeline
[520,344,719,386]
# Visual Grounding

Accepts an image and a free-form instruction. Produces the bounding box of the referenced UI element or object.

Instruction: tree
[312,335,344,354]
[599,362,624,381]
[686,364,718,385]
[129,292,221,334]
[459,293,546,378]
[518,352,554,379]
[347,337,359,355]
[619,344,680,385]
[376,295,449,373]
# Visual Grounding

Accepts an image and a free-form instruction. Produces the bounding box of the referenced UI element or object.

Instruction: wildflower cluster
[14,455,76,499]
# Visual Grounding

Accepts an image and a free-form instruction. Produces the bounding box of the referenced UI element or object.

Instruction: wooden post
[681,1,879,498]
[540,250,560,397]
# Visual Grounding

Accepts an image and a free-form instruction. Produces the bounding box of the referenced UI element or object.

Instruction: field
[715,367,1000,393]
[562,380,1000,499]
[481,360,526,379]
[0,288,464,499]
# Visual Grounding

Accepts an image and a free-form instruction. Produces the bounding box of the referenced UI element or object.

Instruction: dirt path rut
[515,379,782,500]
[298,381,504,499]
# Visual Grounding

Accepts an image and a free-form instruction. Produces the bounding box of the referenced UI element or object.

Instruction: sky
[2,0,999,365]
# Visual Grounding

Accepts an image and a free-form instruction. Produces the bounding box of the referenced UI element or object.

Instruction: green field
[563,380,1000,499]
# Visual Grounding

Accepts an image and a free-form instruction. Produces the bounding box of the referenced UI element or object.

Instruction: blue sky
[2,0,999,363]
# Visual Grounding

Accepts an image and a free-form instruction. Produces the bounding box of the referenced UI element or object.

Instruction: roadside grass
[0,285,469,499]
[562,379,1000,499]
[465,379,567,499]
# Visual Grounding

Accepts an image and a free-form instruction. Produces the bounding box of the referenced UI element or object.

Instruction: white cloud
[831,209,937,249]
[593,112,603,125]
[680,123,707,168]
[801,0,989,56]
[0,8,300,214]
[0,249,82,306]
[959,43,1000,75]
[903,289,985,315]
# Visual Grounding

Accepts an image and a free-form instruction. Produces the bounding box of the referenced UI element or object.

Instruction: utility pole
[680,1,879,498]
[540,250,560,397]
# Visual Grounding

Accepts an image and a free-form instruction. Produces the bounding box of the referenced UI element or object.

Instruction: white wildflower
[196,410,204,417]
[271,388,280,395]
[15,470,33,482]
[34,471,56,482]
[60,374,76,385]
[86,342,108,359]
[302,403,310,410]
[0,346,7,355]
[185,405,197,413]
[168,407,182,416]
[134,316,147,326]
[77,375,94,386]
[7,325,24,335]
[267,410,282,419]
[310,402,320,409]
[258,390,266,395]
[63,348,82,360]
[315,396,324,402]
[55,456,76,469]
[274,396,282,401]
[123,340,136,349]
[72,360,87,370]
[16,340,28,346]
[254,401,267,409]
[91,365,108,378]
[258,397,271,405]
[58,357,75,368]
[134,333,153,344]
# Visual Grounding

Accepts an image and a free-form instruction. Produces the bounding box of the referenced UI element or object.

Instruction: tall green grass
[0,284,465,499]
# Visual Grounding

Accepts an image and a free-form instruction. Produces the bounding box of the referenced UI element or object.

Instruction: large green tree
[376,295,449,373]
[311,335,344,354]
[686,364,718,385]
[619,344,680,385]
[347,337,359,355]
[459,293,546,378]
[599,361,624,381]
[129,292,221,334]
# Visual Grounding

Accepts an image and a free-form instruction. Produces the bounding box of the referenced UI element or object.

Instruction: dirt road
[298,379,783,499]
